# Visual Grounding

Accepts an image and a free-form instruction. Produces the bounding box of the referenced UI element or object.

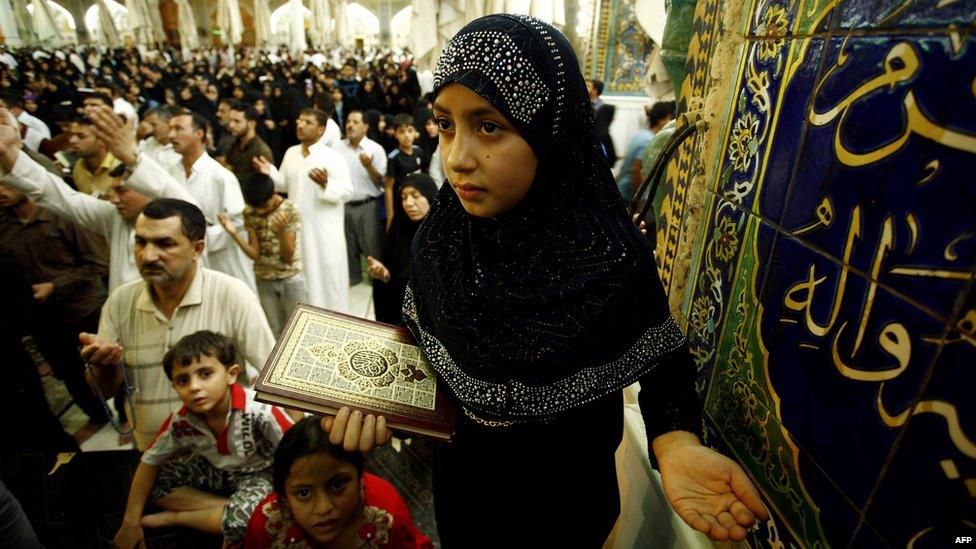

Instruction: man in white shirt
[0,93,51,152]
[0,47,17,70]
[336,110,387,286]
[138,106,182,173]
[0,106,199,291]
[254,107,353,311]
[97,81,139,122]
[164,110,257,294]
[78,198,274,450]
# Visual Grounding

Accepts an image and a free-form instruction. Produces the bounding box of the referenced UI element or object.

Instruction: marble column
[377,0,391,46]
[65,0,93,44]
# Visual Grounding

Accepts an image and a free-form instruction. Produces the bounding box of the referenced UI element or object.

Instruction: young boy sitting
[219,173,305,335]
[113,330,294,548]
[384,114,429,230]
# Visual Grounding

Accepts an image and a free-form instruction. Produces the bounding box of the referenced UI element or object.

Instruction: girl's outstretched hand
[654,432,769,541]
[321,407,393,452]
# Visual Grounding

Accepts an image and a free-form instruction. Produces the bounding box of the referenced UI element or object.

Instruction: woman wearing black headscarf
[353,77,383,112]
[366,173,439,326]
[595,102,618,162]
[364,108,385,144]
[323,15,768,548]
[412,107,439,163]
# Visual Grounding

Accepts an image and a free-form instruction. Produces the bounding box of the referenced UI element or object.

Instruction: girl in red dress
[244,416,432,548]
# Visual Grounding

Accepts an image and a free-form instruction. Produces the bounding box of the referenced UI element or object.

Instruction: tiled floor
[60,281,377,452]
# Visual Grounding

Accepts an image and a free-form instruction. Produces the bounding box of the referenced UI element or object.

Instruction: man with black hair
[95,80,138,122]
[255,107,353,312]
[0,182,110,441]
[587,79,605,111]
[220,173,305,335]
[214,97,237,158]
[224,101,273,183]
[0,92,51,152]
[68,116,122,196]
[338,110,387,287]
[81,91,116,111]
[617,100,676,201]
[139,105,182,173]
[0,106,198,291]
[79,197,274,450]
[142,109,257,294]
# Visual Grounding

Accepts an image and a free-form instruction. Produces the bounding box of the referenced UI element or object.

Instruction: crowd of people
[0,13,766,549]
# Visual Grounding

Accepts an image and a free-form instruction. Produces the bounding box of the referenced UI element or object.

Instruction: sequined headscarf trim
[404,15,685,423]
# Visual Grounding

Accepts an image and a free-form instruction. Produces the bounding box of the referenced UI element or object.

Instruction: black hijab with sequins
[403,14,686,423]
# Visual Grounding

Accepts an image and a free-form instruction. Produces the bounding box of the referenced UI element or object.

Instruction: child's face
[395,125,416,147]
[433,83,538,218]
[169,355,239,415]
[284,453,364,545]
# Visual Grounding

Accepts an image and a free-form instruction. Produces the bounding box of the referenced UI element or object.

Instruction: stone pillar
[66,0,93,44]
[377,1,391,46]
[0,0,21,46]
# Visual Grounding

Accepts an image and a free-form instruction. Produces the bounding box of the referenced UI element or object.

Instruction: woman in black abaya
[366,173,439,326]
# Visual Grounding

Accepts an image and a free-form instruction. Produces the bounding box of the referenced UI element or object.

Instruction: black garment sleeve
[637,344,703,469]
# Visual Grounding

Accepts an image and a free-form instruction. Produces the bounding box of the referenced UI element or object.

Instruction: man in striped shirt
[80,198,275,451]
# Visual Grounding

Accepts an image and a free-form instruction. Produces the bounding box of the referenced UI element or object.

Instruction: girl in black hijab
[366,173,439,326]
[324,14,767,547]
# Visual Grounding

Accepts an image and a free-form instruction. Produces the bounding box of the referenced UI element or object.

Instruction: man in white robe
[255,107,353,312]
[138,106,182,173]
[165,111,257,293]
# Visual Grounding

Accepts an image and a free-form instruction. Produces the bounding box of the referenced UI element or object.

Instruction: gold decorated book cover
[254,304,455,441]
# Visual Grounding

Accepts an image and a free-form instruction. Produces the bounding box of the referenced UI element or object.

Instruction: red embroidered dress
[244,473,433,548]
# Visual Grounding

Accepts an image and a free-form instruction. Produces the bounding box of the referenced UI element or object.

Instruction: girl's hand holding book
[321,407,393,452]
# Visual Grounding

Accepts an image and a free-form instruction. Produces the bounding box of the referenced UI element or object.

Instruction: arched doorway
[345,2,379,47]
[390,5,411,48]
[84,0,128,43]
[25,0,78,43]
[269,2,311,43]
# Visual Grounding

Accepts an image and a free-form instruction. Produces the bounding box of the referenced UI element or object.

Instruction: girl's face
[433,84,538,218]
[284,453,363,545]
[401,186,431,221]
[425,118,439,139]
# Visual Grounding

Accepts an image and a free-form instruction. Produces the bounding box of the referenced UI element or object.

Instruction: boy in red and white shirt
[113,331,293,548]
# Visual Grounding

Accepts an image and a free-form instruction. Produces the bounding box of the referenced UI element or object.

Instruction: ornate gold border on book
[266,309,441,420]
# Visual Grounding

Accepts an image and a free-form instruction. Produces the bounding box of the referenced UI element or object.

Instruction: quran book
[254,304,455,441]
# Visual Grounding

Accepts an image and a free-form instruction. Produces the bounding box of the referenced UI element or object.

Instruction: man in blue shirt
[617,101,675,201]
